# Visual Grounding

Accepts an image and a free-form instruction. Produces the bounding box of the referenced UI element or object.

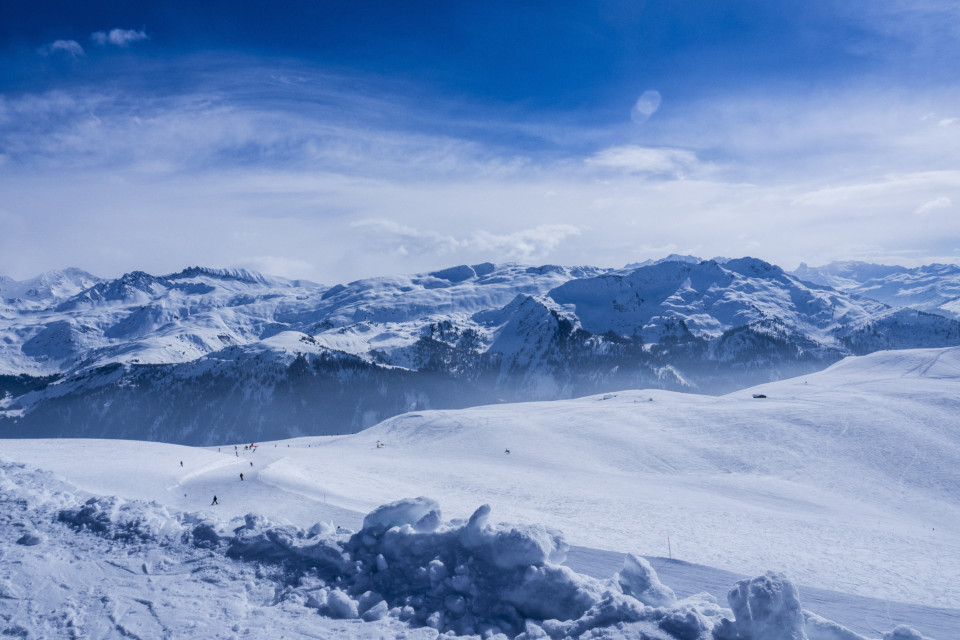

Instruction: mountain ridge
[2,256,960,443]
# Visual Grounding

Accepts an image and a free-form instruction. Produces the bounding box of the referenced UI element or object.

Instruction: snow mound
[222,513,346,579]
[58,495,186,544]
[721,572,806,640]
[0,467,932,640]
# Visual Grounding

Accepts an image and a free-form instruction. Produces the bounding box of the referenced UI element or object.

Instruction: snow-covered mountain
[793,261,960,318]
[0,267,102,303]
[2,258,960,443]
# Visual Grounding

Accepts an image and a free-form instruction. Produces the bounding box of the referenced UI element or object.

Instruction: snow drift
[32,476,934,640]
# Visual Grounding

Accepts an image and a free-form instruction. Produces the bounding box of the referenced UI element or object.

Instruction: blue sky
[1,1,959,282]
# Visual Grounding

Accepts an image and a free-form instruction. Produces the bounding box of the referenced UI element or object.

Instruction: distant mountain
[2,258,959,444]
[0,268,102,308]
[791,261,960,318]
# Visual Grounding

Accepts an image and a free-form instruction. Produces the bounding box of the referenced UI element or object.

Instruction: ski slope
[2,347,959,638]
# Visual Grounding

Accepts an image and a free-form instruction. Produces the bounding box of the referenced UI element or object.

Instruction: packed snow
[2,347,959,638]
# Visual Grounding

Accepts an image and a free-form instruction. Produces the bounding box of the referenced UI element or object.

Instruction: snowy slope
[2,347,957,639]
[4,348,959,610]
[7,461,947,640]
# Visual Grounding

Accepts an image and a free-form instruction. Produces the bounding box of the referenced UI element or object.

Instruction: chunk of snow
[16,531,43,546]
[325,588,359,619]
[361,496,441,531]
[616,553,677,607]
[882,626,930,640]
[726,572,806,640]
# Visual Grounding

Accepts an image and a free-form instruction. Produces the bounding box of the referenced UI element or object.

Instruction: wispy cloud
[471,225,581,262]
[2,55,959,281]
[91,29,148,47]
[38,40,84,57]
[915,196,952,216]
[350,220,581,263]
[586,145,699,177]
[350,219,460,257]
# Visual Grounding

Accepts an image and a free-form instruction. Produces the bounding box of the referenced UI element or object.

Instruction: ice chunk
[325,589,359,619]
[361,600,388,621]
[617,553,676,607]
[727,572,806,640]
[307,521,336,537]
[458,504,567,567]
[15,532,43,546]
[659,605,711,639]
[362,497,441,531]
[503,564,601,621]
[882,626,928,640]
[490,523,567,569]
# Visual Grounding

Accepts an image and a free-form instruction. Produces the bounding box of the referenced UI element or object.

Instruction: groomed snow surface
[4,347,960,639]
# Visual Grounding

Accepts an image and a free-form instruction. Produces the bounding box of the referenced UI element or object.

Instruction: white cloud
[91,29,149,48]
[630,90,662,123]
[940,118,957,127]
[470,225,581,262]
[586,145,698,177]
[351,219,461,256]
[915,196,952,216]
[38,40,84,57]
[349,220,580,264]
[792,171,960,208]
[3,57,960,282]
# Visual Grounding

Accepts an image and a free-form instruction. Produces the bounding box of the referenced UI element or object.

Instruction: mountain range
[2,257,959,444]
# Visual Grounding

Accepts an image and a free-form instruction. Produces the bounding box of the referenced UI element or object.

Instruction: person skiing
[240,472,244,481]
[211,496,218,505]
[180,460,183,467]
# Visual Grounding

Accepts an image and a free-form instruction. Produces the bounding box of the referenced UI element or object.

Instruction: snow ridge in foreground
[0,462,930,640]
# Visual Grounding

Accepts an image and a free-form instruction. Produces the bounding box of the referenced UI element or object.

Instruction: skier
[180,460,183,467]
[505,448,510,455]
[211,496,218,505]
[250,461,253,467]
[240,473,244,481]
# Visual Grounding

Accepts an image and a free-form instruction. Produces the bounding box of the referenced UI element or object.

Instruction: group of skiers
[175,442,262,506]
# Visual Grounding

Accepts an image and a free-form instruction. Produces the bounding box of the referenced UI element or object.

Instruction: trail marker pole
[668,536,672,560]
